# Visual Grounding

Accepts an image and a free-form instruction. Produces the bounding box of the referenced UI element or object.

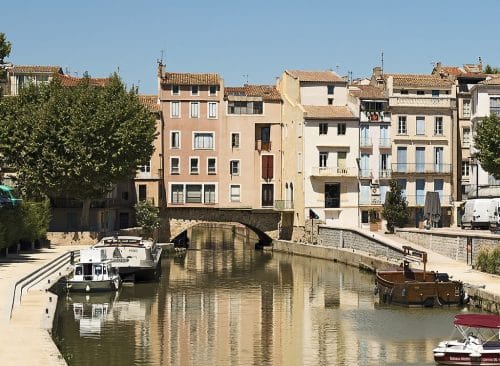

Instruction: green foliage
[369,209,380,223]
[0,75,157,203]
[382,180,410,233]
[0,200,51,249]
[475,247,500,275]
[474,114,500,179]
[134,200,160,239]
[0,32,11,63]
[484,64,500,74]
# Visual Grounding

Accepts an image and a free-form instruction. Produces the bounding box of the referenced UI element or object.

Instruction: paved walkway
[0,245,84,366]
[373,230,500,299]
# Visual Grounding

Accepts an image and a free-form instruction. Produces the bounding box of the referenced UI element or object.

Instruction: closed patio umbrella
[424,192,441,228]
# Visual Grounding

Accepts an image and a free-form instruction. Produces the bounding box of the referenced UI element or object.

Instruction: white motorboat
[433,314,500,365]
[93,236,162,281]
[67,248,121,292]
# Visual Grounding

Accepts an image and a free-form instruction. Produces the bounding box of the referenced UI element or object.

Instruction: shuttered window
[262,155,274,180]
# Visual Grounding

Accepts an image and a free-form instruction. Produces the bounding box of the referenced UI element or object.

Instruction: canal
[53,225,466,365]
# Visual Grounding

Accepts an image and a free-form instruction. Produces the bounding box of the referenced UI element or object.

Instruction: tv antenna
[243,74,249,84]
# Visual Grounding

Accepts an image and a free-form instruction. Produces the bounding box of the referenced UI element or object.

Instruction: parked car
[461,198,493,229]
[488,198,500,233]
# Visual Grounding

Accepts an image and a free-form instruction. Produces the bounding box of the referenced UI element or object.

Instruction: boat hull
[67,278,121,293]
[376,270,464,307]
[434,351,500,365]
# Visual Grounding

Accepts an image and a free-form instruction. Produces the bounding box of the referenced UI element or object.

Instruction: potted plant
[369,209,380,232]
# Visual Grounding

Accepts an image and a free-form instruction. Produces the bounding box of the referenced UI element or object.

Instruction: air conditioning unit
[372,179,380,185]
[371,187,381,196]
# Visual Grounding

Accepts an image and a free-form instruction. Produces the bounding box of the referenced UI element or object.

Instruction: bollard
[45,308,48,314]
[49,297,52,302]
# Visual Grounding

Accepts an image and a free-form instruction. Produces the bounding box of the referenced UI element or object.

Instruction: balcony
[311,166,358,177]
[360,138,372,148]
[359,169,372,179]
[274,200,294,211]
[389,96,453,109]
[405,195,452,206]
[360,111,391,123]
[379,138,392,149]
[391,163,452,174]
[255,140,272,151]
[379,169,392,179]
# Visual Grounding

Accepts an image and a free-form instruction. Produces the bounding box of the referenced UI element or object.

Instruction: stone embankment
[273,226,500,313]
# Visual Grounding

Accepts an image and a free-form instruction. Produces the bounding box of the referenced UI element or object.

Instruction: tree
[134,200,160,240]
[0,32,11,64]
[484,64,500,74]
[0,75,157,228]
[474,114,500,179]
[382,180,410,233]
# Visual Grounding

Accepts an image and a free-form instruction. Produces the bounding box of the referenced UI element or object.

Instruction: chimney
[478,57,483,71]
[436,62,442,69]
[157,60,164,78]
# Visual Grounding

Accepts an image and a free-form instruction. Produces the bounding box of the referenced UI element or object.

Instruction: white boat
[433,314,500,365]
[67,248,122,292]
[93,236,162,281]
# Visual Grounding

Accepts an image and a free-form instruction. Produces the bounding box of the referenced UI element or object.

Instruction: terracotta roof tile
[349,85,386,99]
[479,77,500,85]
[225,84,281,102]
[9,65,62,74]
[303,105,356,120]
[161,72,220,86]
[385,73,453,88]
[286,70,344,83]
[138,95,160,112]
[57,74,109,87]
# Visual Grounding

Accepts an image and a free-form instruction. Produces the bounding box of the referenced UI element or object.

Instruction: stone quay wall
[395,228,500,264]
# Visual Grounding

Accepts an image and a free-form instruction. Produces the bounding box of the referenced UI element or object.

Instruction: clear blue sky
[2,0,499,94]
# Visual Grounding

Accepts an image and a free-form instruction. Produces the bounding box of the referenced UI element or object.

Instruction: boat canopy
[454,314,500,329]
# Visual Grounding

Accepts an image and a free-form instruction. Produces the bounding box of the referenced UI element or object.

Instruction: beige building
[2,65,62,96]
[373,70,456,227]
[278,70,358,240]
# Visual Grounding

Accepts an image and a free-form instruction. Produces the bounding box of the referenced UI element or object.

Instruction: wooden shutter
[262,155,274,179]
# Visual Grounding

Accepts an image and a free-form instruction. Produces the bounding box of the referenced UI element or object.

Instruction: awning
[454,314,500,329]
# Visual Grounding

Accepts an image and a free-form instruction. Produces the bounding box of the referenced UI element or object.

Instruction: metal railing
[274,200,294,210]
[391,163,452,174]
[359,169,372,179]
[379,169,392,179]
[255,140,272,151]
[311,166,358,177]
[379,138,392,148]
[389,96,452,108]
[404,195,452,206]
[360,138,372,148]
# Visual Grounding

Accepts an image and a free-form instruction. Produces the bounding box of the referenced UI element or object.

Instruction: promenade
[0,244,84,366]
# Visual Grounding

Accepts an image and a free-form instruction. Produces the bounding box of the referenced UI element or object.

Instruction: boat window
[103,266,107,275]
[94,266,102,276]
[75,266,82,275]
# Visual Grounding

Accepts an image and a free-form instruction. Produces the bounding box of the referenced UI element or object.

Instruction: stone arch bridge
[162,207,284,245]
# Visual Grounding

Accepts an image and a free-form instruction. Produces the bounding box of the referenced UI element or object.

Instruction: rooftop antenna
[117,66,120,75]
[243,74,249,84]
[335,65,339,74]
[160,50,164,64]
[381,51,384,76]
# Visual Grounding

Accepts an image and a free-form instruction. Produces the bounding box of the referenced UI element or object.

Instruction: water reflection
[54,225,463,366]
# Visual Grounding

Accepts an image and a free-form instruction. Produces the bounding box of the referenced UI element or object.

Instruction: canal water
[53,225,468,366]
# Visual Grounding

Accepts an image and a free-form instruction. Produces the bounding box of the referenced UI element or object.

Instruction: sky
[2,0,500,95]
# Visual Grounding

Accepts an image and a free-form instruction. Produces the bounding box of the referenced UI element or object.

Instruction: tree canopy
[484,64,500,74]
[0,32,11,64]
[382,180,410,233]
[474,114,500,179]
[0,74,157,225]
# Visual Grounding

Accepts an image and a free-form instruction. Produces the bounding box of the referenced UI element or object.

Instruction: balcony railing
[359,169,372,179]
[255,140,272,151]
[391,163,452,174]
[360,111,391,123]
[389,97,452,108]
[311,166,358,177]
[379,169,392,179]
[379,138,391,148]
[360,138,372,148]
[404,194,452,206]
[274,200,294,211]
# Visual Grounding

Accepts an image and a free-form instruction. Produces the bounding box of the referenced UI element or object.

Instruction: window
[209,85,217,96]
[325,183,340,208]
[171,184,184,204]
[261,184,274,207]
[361,210,369,224]
[139,161,150,173]
[230,185,240,202]
[490,97,500,116]
[122,191,129,200]
[208,102,218,118]
[319,152,328,168]
[138,184,147,202]
[171,101,180,118]
[262,155,274,179]
[328,98,333,105]
[231,133,240,148]
[417,90,425,95]
[186,184,202,203]
[398,116,407,134]
[397,179,407,197]
[416,179,425,205]
[463,100,471,118]
[432,90,440,98]
[171,131,180,149]
[190,158,199,174]
[191,85,199,95]
[207,158,216,174]
[434,117,443,135]
[204,184,216,204]
[327,85,335,95]
[416,147,425,172]
[228,101,263,114]
[400,90,408,95]
[230,160,240,175]
[190,102,199,118]
[416,116,425,135]
[463,128,470,145]
[337,152,346,168]
[319,123,328,135]
[172,85,179,95]
[194,133,214,149]
[170,157,180,174]
[462,161,470,177]
[337,123,346,135]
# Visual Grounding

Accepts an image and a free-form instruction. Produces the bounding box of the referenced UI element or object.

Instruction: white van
[461,198,494,229]
[489,198,500,232]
